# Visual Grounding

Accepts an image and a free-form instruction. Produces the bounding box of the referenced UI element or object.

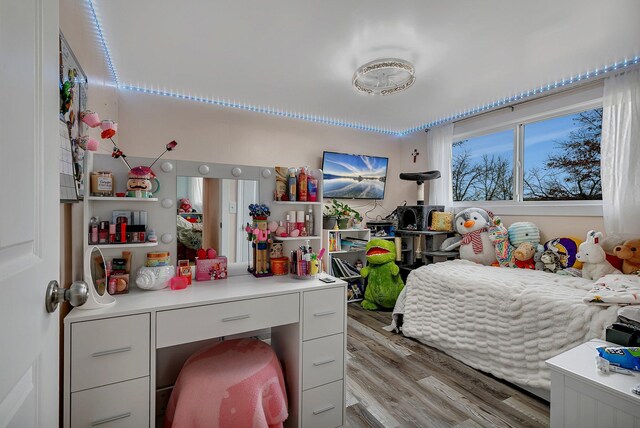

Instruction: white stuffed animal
[576,230,621,280]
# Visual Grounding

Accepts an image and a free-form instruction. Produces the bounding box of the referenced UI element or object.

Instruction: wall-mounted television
[321,151,389,200]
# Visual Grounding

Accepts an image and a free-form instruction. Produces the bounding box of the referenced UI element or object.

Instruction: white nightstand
[546,339,640,428]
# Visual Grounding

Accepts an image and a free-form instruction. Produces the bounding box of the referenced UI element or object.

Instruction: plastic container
[146,251,170,267]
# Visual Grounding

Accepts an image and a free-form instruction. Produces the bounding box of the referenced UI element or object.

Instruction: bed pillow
[543,237,583,269]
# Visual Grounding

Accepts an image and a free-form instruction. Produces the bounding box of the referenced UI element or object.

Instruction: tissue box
[195,256,228,281]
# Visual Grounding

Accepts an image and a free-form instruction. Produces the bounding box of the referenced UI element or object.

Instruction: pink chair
[164,338,288,428]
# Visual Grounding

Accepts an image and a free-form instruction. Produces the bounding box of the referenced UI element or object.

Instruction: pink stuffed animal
[179,198,194,213]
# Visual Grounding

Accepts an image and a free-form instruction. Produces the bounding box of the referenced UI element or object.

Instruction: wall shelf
[272,201,321,205]
[94,242,158,249]
[273,236,321,241]
[88,196,158,202]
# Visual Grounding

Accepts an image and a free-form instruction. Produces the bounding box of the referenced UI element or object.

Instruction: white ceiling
[93,0,640,134]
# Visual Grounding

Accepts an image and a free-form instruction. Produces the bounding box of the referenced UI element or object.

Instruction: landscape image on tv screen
[322,151,388,199]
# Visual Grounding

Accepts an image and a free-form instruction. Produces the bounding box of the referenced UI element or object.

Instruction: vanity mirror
[176,176,257,264]
[77,246,116,310]
[173,160,277,275]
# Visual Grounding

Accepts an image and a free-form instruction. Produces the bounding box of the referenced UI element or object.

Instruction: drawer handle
[313,310,336,317]
[313,358,336,366]
[312,405,335,415]
[222,314,250,322]
[91,412,131,426]
[91,346,132,358]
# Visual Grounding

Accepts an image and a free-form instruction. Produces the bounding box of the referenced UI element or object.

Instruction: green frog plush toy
[360,239,404,310]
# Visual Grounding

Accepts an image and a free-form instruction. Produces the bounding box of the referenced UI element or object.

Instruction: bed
[176,214,203,260]
[390,259,620,396]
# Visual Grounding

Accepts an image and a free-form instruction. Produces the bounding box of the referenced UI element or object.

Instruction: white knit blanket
[395,259,619,390]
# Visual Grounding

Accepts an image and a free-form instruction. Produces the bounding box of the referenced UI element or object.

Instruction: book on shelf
[332,258,360,278]
[340,260,362,276]
[331,258,348,278]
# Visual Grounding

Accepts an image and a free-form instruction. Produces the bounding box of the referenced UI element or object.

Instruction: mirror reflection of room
[177,176,257,264]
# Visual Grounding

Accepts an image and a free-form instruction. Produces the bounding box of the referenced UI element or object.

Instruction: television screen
[322,151,388,199]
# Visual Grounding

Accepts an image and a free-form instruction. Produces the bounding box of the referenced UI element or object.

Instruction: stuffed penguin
[454,208,497,266]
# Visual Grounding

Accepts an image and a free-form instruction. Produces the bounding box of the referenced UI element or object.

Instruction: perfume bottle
[89,217,99,244]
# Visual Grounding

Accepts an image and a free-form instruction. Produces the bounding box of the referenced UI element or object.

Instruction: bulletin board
[59,31,88,202]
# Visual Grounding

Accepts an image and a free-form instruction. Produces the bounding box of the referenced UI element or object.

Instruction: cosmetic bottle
[89,217,99,244]
[109,224,116,243]
[98,221,109,244]
[298,167,308,202]
[306,208,314,236]
[308,176,318,202]
[286,214,295,235]
[296,210,305,231]
[288,168,297,201]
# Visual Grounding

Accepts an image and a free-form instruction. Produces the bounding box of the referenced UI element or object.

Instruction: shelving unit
[395,229,457,282]
[322,228,371,302]
[83,153,174,294]
[268,169,324,260]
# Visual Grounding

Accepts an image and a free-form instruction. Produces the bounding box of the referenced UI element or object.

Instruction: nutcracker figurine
[248,204,273,277]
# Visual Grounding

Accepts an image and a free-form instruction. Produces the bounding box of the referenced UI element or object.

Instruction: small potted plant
[324,199,362,229]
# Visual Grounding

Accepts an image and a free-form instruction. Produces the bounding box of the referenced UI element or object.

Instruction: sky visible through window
[452,108,602,202]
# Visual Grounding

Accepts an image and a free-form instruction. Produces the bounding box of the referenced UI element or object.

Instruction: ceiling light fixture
[353,58,415,96]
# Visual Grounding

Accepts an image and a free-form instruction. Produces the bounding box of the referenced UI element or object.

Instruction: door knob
[45,280,88,313]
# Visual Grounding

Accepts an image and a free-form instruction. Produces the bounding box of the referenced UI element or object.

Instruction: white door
[0,0,60,426]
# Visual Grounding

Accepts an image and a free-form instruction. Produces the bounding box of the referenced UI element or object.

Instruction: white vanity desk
[63,274,348,428]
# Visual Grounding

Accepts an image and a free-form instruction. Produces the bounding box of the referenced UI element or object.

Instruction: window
[452,130,514,201]
[523,109,602,201]
[452,107,602,204]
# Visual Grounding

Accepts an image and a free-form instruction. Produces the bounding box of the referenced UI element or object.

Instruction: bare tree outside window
[452,130,514,201]
[451,108,602,202]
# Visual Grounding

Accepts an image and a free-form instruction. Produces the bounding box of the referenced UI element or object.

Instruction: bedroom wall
[117,90,425,221]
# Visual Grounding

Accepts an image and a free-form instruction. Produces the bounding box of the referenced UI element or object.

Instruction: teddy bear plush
[178,198,195,213]
[613,239,640,274]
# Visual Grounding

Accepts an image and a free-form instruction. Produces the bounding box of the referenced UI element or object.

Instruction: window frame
[451,99,603,217]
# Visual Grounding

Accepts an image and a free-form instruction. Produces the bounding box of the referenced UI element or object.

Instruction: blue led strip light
[86,1,637,137]
[86,0,119,85]
[398,57,640,136]
[118,85,398,135]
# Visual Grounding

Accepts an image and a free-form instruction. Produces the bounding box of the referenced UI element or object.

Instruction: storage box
[195,256,228,281]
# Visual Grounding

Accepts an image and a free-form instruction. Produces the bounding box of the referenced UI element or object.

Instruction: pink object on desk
[164,338,288,428]
[170,276,189,290]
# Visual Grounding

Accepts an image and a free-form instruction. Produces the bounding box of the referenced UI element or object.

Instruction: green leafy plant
[324,199,362,222]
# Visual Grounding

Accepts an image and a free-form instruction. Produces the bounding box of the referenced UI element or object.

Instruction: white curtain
[425,123,454,207]
[601,68,640,237]
[189,177,204,213]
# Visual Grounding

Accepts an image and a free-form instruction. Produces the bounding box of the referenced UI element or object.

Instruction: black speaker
[396,205,444,231]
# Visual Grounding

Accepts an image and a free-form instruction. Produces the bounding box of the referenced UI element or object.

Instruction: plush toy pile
[445,207,638,283]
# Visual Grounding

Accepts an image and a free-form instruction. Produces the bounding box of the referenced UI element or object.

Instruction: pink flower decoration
[79,110,101,128]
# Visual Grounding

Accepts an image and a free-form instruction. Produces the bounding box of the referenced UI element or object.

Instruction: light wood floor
[345,304,550,428]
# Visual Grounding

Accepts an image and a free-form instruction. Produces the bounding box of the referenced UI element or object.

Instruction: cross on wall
[412,149,420,163]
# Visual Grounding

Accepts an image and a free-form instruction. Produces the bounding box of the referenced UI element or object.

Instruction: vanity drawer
[71,377,149,428]
[303,288,345,341]
[302,380,344,428]
[303,333,344,390]
[156,293,299,348]
[71,314,150,392]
